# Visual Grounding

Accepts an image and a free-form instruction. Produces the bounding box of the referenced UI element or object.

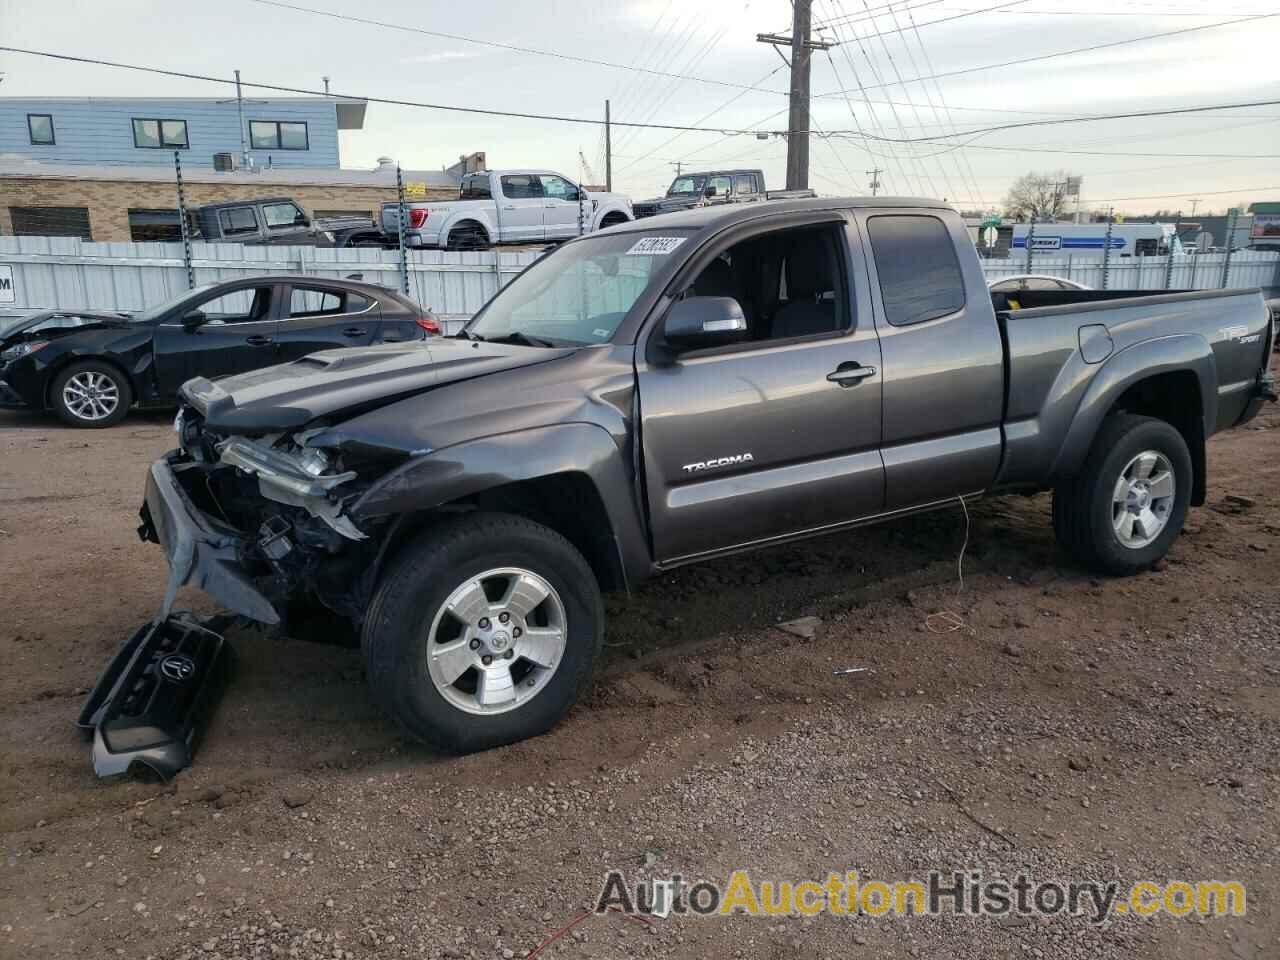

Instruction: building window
[128,208,183,242]
[10,206,92,240]
[27,114,55,145]
[132,118,189,149]
[249,120,309,151]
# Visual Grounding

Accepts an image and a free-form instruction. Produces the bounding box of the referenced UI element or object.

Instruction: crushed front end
[138,405,404,626]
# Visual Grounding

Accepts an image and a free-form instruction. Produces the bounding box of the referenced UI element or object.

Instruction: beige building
[0,153,486,242]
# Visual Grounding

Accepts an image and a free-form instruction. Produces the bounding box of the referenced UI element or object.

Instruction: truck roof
[604,196,954,234]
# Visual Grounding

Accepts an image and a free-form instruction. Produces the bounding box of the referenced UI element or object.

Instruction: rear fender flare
[349,422,650,588]
[1052,334,1215,481]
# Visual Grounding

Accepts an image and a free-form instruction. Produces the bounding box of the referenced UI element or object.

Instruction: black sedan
[0,276,438,427]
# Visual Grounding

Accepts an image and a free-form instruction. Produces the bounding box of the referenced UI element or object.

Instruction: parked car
[190,198,376,247]
[130,198,1274,755]
[376,170,634,250]
[632,168,815,219]
[988,274,1090,293]
[0,276,437,427]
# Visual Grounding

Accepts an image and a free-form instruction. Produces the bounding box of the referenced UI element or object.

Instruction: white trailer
[1011,223,1182,257]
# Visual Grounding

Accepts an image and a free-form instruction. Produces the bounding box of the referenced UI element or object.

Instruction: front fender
[1052,334,1216,480]
[592,201,632,230]
[349,422,651,587]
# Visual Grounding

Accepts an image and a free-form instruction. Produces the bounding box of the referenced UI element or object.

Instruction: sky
[1,0,1278,214]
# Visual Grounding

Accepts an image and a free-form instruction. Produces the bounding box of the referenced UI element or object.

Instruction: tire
[1052,414,1192,575]
[362,512,603,752]
[50,360,133,428]
[445,222,490,251]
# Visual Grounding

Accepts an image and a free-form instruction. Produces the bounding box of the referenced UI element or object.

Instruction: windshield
[465,230,693,346]
[667,176,706,196]
[130,283,221,323]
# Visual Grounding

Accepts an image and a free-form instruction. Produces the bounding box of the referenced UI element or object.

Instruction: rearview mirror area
[181,310,207,331]
[664,296,748,350]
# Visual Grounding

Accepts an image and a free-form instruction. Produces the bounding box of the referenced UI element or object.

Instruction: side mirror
[664,296,747,350]
[181,310,206,331]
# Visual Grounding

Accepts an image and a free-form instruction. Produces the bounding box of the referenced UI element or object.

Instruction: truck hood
[633,195,701,216]
[181,339,575,435]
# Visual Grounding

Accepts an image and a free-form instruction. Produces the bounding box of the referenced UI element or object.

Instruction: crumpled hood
[0,310,132,349]
[181,339,574,434]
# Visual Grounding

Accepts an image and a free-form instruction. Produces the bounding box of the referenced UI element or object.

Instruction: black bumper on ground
[77,614,234,779]
[140,457,281,625]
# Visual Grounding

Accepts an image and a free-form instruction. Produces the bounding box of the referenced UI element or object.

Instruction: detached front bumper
[139,457,281,625]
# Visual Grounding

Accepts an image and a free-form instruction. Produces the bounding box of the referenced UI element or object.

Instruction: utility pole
[234,68,248,169]
[866,167,883,197]
[669,161,684,177]
[322,75,331,95]
[1188,198,1201,218]
[757,1,832,192]
[604,100,612,193]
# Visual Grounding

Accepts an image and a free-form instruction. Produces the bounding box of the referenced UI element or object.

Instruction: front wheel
[50,361,133,428]
[362,513,603,752]
[1052,414,1192,575]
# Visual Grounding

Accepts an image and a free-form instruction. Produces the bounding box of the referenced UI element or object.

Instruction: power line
[813,11,1278,99]
[246,0,790,97]
[4,44,1278,151]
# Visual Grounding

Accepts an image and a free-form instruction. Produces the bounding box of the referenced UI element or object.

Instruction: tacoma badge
[682,453,754,473]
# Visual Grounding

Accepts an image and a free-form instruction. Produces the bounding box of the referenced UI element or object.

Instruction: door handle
[342,327,366,337]
[502,205,517,210]
[827,363,876,386]
[245,335,273,347]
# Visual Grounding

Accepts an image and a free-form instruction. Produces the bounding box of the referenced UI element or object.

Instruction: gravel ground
[1,371,1278,959]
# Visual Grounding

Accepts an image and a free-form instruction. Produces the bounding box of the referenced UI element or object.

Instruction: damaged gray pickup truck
[134,198,1275,754]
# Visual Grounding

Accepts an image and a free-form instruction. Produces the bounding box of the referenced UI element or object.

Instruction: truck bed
[995,287,1271,490]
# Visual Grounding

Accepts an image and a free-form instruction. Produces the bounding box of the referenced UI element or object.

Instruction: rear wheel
[50,361,132,428]
[445,222,491,251]
[362,513,603,752]
[1052,414,1191,575]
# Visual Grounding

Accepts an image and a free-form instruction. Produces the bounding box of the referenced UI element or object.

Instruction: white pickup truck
[379,170,634,250]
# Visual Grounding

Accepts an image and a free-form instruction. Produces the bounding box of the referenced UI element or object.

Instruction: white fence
[1,237,1277,326]
[982,250,1280,292]
[0,236,541,326]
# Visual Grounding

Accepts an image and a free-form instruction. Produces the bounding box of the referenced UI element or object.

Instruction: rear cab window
[460,175,492,200]
[866,214,966,326]
[500,175,542,200]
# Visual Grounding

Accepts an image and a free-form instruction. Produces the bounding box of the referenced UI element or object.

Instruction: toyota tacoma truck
[632,168,815,219]
[128,198,1275,755]
[376,170,634,250]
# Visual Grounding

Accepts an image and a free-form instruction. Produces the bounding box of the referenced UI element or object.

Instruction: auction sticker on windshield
[627,237,687,256]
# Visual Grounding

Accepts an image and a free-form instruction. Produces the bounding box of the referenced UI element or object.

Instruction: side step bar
[77,614,234,779]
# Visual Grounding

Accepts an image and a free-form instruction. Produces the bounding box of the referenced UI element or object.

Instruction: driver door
[539,174,584,240]
[152,282,283,393]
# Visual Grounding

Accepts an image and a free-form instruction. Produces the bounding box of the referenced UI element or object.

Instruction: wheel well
[339,231,386,247]
[377,473,627,594]
[44,356,136,411]
[449,219,490,241]
[599,211,629,227]
[1108,370,1206,505]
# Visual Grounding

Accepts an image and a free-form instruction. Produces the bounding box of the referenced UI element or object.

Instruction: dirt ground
[1,373,1278,960]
